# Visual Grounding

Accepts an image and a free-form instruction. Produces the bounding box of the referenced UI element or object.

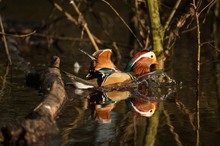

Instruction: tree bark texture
[146,0,164,68]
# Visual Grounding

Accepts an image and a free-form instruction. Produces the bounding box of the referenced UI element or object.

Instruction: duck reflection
[65,49,176,122]
[95,103,115,123]
[88,71,176,123]
[89,94,158,124]
[127,98,157,117]
[89,91,116,123]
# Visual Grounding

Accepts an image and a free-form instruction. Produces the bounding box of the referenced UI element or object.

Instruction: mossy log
[0,56,67,146]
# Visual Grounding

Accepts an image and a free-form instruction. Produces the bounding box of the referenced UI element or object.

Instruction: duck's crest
[93,49,116,71]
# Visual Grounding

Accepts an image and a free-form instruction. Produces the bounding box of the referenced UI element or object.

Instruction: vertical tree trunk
[143,1,164,145]
[146,0,164,69]
[214,0,220,106]
[214,0,220,59]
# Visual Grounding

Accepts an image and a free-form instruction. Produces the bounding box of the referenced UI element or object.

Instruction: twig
[200,0,217,23]
[34,32,90,41]
[30,33,131,49]
[70,0,99,51]
[163,0,182,32]
[181,25,197,34]
[102,0,144,49]
[48,0,99,51]
[165,5,194,52]
[0,15,12,65]
[48,0,78,24]
[198,0,216,15]
[192,1,201,146]
[0,30,36,38]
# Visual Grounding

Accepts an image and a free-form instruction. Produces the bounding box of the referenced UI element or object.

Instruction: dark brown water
[0,0,220,146]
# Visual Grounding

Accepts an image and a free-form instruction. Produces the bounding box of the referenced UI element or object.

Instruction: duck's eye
[150,110,153,113]
[150,55,154,58]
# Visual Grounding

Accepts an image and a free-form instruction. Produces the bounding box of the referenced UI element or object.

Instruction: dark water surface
[0,0,220,146]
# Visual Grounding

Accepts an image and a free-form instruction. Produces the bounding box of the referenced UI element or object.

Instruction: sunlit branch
[48,0,100,51]
[0,30,36,38]
[48,0,78,24]
[163,0,182,32]
[192,0,201,146]
[70,0,99,51]
[198,0,216,15]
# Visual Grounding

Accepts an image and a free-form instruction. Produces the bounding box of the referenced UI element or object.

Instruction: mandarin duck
[85,49,159,86]
[83,49,160,117]
[64,49,175,117]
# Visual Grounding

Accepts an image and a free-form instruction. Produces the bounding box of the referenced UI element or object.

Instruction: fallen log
[0,56,67,146]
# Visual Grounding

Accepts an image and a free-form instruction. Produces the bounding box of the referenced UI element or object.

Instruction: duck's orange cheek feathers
[149,58,159,65]
[133,63,151,75]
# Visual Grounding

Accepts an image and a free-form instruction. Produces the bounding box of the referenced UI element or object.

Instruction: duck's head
[124,51,159,75]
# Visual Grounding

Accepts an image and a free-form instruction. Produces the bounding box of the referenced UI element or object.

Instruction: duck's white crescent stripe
[131,52,154,66]
[129,100,154,117]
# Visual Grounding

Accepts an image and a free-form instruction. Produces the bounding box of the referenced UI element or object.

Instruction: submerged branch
[1,56,67,145]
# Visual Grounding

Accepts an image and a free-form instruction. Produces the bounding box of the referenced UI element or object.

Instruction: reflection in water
[0,0,219,145]
[89,91,116,123]
[95,112,117,144]
[128,98,157,117]
[88,70,176,122]
[60,70,177,146]
[0,64,11,98]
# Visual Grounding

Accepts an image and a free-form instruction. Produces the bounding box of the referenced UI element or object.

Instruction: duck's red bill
[152,102,158,105]
[154,61,160,65]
